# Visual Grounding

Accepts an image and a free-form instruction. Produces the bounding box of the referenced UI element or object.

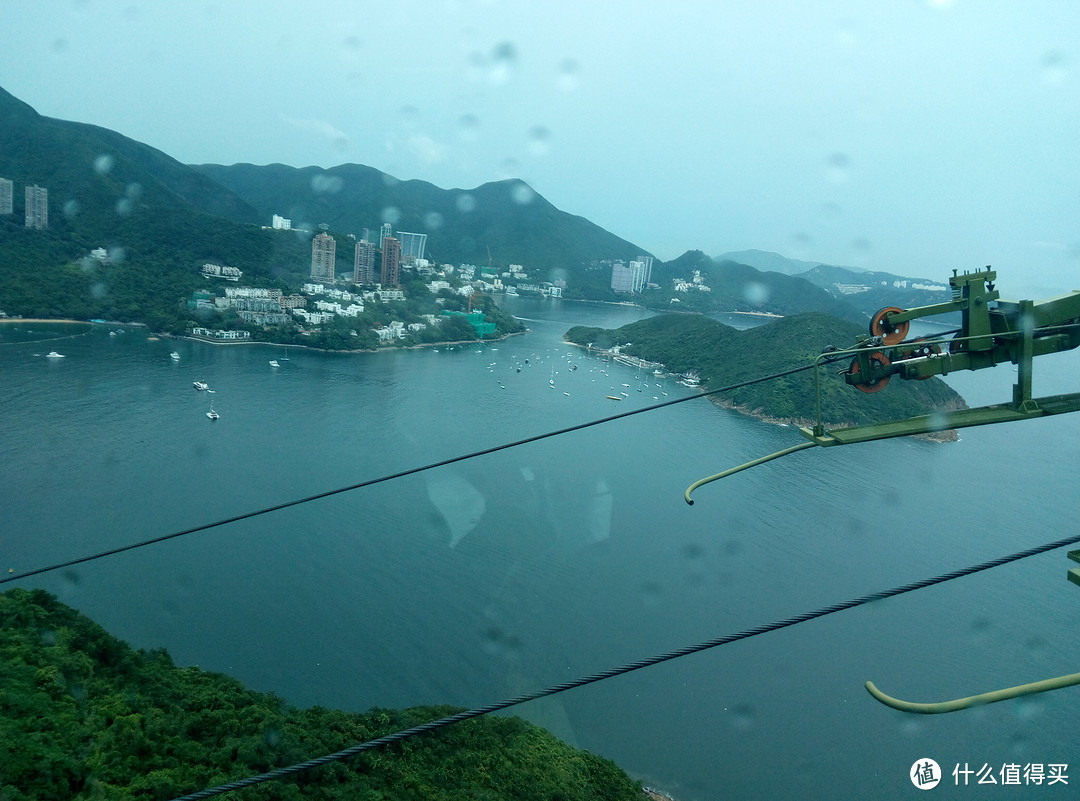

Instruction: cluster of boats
[192,381,218,419]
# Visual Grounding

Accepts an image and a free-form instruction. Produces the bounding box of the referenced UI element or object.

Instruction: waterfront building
[311,232,336,281]
[25,185,48,229]
[610,260,648,293]
[381,236,401,287]
[0,178,12,215]
[354,239,377,285]
[396,231,427,264]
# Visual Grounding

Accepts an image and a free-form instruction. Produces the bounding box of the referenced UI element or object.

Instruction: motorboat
[45,351,65,358]
[170,352,180,361]
[269,360,280,368]
[193,381,209,391]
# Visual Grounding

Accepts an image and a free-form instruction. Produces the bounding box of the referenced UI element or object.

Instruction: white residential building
[202,263,243,281]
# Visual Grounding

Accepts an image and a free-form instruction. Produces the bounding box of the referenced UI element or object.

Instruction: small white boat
[193,381,209,391]
[46,351,65,358]
[206,396,219,420]
[269,360,280,368]
[170,352,180,361]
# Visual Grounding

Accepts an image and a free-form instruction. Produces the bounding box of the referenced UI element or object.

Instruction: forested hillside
[191,163,648,273]
[566,312,966,427]
[0,588,646,801]
[644,252,866,321]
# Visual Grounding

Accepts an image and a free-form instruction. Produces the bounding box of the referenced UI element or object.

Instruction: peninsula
[565,312,967,431]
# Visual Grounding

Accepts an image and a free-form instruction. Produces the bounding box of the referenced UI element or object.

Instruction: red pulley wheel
[870,306,909,346]
[849,351,891,393]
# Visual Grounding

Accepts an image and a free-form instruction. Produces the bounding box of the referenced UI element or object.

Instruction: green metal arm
[865,672,1080,714]
[683,442,817,505]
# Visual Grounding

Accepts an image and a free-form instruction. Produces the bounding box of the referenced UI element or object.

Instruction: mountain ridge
[190,161,649,271]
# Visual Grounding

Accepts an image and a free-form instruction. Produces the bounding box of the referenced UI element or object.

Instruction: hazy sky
[3,0,1077,292]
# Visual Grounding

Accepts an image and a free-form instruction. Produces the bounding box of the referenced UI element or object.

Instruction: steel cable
[170,528,1080,800]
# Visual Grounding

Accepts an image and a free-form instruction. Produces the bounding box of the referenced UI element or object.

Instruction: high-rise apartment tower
[310,232,336,281]
[0,178,13,215]
[354,240,377,285]
[25,185,48,229]
[396,231,428,264]
[380,237,401,287]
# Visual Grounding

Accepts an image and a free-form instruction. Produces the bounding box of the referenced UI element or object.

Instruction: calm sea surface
[2,298,1078,800]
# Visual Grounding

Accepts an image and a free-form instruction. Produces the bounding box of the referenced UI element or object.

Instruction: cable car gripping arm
[684,267,1080,505]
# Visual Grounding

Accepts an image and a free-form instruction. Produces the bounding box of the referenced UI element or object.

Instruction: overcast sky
[3,0,1077,293]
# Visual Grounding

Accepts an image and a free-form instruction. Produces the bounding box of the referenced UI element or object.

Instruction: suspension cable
[2,359,838,585]
[169,527,1080,800]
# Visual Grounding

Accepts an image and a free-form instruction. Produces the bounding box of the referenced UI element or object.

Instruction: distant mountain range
[715,249,952,317]
[191,162,646,271]
[0,83,944,327]
[717,249,835,276]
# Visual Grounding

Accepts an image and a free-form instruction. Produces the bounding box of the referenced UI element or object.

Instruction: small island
[564,312,967,433]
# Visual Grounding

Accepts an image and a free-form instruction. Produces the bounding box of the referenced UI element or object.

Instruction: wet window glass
[1,3,1077,800]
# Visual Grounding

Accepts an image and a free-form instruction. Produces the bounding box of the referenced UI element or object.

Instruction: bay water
[2,298,1078,800]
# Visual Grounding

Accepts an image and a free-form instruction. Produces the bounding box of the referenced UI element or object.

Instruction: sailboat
[206,393,219,420]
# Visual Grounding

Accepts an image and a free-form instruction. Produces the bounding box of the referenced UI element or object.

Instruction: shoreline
[563,337,958,441]
[174,327,528,354]
[555,297,785,319]
[0,318,90,325]
[0,317,528,354]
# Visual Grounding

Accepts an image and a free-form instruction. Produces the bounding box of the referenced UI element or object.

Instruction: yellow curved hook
[684,441,818,505]
[865,671,1080,714]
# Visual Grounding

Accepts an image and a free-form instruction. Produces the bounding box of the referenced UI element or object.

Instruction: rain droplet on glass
[742,281,769,305]
[499,157,521,179]
[825,152,850,184]
[488,41,518,86]
[458,113,480,141]
[1041,51,1068,85]
[510,182,535,205]
[527,125,552,157]
[557,58,580,91]
[311,173,344,194]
